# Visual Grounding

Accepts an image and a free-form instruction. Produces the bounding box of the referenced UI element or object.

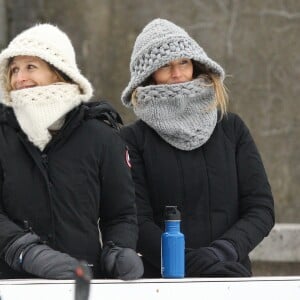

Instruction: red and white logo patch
[125,149,132,168]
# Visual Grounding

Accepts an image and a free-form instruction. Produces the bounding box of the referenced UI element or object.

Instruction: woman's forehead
[9,55,45,65]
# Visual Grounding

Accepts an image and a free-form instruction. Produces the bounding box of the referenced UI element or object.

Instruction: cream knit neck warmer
[10,83,83,151]
[133,78,217,151]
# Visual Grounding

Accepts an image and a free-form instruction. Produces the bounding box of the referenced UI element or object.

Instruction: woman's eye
[180,60,189,65]
[10,67,18,74]
[27,64,37,70]
[160,63,170,69]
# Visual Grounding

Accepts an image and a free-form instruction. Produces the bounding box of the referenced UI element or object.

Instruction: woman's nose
[11,70,29,89]
[15,70,28,81]
[171,66,182,78]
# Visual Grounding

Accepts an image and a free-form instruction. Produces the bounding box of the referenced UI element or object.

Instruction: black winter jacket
[0,102,138,278]
[121,112,274,276]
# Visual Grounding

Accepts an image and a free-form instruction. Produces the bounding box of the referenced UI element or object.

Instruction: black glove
[185,247,250,277]
[205,261,251,277]
[101,241,144,280]
[185,247,219,277]
[5,233,79,279]
[209,239,238,262]
[185,239,238,277]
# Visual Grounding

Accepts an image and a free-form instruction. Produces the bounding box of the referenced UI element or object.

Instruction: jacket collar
[0,100,123,152]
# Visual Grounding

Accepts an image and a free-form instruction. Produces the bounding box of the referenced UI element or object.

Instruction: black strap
[84,101,123,130]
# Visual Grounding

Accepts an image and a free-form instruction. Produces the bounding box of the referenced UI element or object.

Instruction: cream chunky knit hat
[0,23,93,105]
[121,18,225,107]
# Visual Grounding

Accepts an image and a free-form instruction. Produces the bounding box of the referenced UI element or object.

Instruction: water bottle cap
[165,206,181,220]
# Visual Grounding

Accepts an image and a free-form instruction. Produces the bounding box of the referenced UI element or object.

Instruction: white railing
[0,277,300,300]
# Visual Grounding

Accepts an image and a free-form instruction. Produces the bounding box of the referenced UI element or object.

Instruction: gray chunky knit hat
[121,18,225,107]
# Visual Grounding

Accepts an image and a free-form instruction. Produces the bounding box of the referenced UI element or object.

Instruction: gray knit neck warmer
[133,78,217,150]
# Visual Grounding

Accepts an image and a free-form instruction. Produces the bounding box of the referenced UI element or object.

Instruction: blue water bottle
[161,206,185,278]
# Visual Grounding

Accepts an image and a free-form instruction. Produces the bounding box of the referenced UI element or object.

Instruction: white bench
[250,223,300,262]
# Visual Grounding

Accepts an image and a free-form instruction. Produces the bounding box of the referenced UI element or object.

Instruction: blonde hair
[131,89,138,106]
[208,73,229,119]
[4,70,11,93]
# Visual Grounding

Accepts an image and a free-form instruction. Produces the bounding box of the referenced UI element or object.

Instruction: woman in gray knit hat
[121,18,274,278]
[0,23,143,280]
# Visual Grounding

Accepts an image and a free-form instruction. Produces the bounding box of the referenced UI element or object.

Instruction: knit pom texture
[0,23,93,105]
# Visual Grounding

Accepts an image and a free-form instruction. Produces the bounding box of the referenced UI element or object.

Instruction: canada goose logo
[125,149,132,168]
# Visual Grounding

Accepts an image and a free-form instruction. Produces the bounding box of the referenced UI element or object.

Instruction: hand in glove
[5,232,79,279]
[185,240,250,277]
[185,247,219,277]
[101,241,144,280]
[205,261,251,277]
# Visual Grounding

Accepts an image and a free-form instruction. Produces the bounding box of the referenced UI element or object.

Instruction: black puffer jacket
[0,101,138,278]
[121,112,275,276]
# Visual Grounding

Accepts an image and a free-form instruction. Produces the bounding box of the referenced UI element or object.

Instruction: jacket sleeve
[98,127,138,250]
[220,113,275,261]
[121,124,162,270]
[0,161,25,257]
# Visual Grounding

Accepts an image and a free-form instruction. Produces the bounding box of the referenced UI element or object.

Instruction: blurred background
[0,0,299,275]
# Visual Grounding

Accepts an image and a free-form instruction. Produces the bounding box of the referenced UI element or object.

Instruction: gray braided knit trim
[136,77,213,102]
[133,78,217,151]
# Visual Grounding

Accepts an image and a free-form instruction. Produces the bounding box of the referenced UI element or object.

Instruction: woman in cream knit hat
[0,24,143,280]
[121,18,274,278]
